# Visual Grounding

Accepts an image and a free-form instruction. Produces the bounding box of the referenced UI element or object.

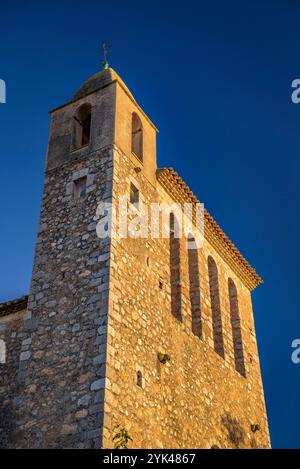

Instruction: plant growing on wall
[112,424,133,449]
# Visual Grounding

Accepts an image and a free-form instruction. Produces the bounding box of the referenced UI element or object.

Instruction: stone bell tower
[13,67,149,448]
[9,64,270,449]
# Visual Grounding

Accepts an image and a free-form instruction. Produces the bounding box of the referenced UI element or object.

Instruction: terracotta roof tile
[157,167,262,291]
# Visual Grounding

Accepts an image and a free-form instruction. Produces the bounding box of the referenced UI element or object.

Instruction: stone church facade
[0,68,270,448]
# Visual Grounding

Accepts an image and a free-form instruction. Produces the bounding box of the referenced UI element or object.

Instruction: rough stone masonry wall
[102,145,270,449]
[9,147,113,448]
[0,309,26,447]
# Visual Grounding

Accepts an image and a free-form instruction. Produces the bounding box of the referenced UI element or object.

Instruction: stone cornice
[0,295,28,318]
[156,168,262,291]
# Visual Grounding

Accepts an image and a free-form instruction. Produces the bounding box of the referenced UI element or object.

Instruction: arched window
[228,278,246,376]
[187,236,202,338]
[170,213,182,321]
[131,113,143,161]
[73,103,92,149]
[208,256,225,358]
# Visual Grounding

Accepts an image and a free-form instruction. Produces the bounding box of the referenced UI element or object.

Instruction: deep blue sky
[0,0,299,448]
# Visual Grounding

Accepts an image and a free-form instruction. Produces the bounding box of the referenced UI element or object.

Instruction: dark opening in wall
[136,370,143,388]
[74,177,87,200]
[73,103,92,150]
[228,278,246,377]
[131,113,143,162]
[208,256,225,358]
[170,213,182,322]
[130,183,139,207]
[187,236,202,338]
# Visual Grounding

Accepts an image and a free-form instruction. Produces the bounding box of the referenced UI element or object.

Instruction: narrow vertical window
[136,370,143,388]
[73,103,92,149]
[187,236,202,338]
[130,183,139,207]
[81,112,91,146]
[208,256,225,358]
[170,213,182,321]
[131,113,143,162]
[74,177,87,199]
[228,278,246,376]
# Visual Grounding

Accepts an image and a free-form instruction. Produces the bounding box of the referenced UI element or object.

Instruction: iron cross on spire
[102,41,111,69]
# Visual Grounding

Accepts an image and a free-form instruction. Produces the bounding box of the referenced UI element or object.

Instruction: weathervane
[102,41,111,69]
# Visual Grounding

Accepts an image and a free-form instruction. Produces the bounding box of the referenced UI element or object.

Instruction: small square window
[74,177,87,199]
[130,183,139,207]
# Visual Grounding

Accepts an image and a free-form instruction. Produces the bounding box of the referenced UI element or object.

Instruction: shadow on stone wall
[0,396,17,448]
[221,413,245,449]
